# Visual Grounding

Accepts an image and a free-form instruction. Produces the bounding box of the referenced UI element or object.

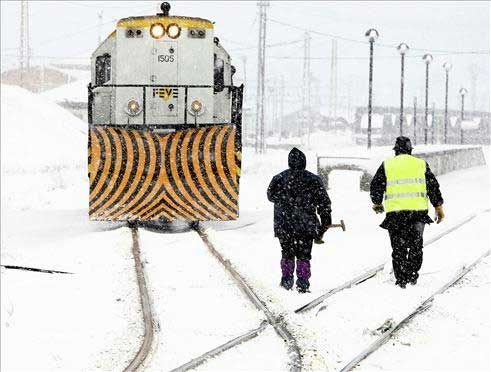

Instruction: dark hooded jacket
[267,148,332,239]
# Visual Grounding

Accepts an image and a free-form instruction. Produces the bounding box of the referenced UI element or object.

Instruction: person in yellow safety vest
[370,136,445,288]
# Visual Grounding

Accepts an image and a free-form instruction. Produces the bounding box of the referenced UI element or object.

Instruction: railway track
[295,208,491,314]
[193,224,302,371]
[124,222,301,372]
[340,249,490,372]
[124,226,155,372]
[124,209,488,371]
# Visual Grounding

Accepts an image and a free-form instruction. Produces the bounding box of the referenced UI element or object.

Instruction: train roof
[117,15,214,29]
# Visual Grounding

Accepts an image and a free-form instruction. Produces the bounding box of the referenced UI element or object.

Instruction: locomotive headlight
[191,100,203,114]
[126,99,142,116]
[167,23,181,39]
[150,23,165,39]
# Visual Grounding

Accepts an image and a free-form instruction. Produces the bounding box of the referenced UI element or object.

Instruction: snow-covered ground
[356,255,491,371]
[1,84,140,371]
[1,84,87,212]
[204,143,490,370]
[2,82,489,371]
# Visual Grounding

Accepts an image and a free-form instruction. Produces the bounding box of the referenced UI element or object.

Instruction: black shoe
[395,280,406,289]
[296,286,310,293]
[409,277,417,285]
[280,277,294,290]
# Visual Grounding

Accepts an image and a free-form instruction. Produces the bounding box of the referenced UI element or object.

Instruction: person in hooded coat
[267,147,332,292]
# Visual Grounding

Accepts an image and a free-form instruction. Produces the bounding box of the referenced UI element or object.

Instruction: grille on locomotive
[88,2,243,222]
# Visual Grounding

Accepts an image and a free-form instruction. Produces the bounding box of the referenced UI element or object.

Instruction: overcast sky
[1,1,489,113]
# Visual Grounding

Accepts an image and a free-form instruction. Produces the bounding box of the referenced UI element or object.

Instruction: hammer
[314,219,346,244]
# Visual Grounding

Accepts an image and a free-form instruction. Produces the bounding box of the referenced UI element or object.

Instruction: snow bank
[1,84,86,171]
[41,79,88,104]
[1,84,88,211]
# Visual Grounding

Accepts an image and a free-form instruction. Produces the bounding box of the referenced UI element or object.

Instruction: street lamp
[365,28,379,150]
[459,87,468,144]
[397,43,410,135]
[422,54,433,145]
[443,62,452,144]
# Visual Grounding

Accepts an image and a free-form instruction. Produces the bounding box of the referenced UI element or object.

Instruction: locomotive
[88,2,243,222]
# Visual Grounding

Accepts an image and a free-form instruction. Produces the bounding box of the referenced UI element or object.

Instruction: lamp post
[422,54,433,145]
[413,96,417,144]
[443,62,452,144]
[365,28,379,150]
[459,87,468,144]
[397,43,409,136]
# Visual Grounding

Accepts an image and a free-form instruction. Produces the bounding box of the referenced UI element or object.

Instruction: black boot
[280,276,294,290]
[395,279,406,289]
[408,273,418,285]
[296,278,310,293]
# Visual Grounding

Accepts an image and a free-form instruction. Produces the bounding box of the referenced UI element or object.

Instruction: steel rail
[124,226,156,372]
[295,208,490,314]
[169,320,269,372]
[194,224,303,372]
[340,249,490,372]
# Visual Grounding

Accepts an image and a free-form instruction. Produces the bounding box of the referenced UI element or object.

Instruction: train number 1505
[158,54,175,63]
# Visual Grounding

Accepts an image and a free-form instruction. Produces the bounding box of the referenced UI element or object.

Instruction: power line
[36,17,119,47]
[267,51,489,61]
[64,1,150,10]
[269,17,490,55]
[230,39,303,52]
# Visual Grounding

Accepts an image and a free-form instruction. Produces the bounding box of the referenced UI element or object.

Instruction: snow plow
[87,2,243,221]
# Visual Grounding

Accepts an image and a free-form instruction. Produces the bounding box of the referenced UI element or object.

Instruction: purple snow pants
[279,237,312,281]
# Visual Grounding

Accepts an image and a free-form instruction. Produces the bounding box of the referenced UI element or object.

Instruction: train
[87,2,243,222]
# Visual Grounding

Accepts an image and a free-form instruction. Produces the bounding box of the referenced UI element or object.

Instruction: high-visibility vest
[383,154,428,212]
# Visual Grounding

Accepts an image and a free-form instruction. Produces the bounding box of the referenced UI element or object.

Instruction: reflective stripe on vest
[386,178,425,186]
[385,192,427,200]
[384,154,428,212]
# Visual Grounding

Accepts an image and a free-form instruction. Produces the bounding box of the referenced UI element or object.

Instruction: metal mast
[329,39,338,123]
[19,0,31,86]
[302,32,311,146]
[279,75,284,140]
[97,11,104,45]
[255,1,269,154]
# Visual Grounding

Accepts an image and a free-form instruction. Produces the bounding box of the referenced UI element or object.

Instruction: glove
[372,204,384,214]
[314,227,327,245]
[435,205,445,224]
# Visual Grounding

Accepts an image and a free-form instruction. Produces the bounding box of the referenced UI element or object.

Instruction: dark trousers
[279,237,312,285]
[388,222,425,282]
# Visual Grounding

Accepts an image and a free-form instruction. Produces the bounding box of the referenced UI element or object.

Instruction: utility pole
[255,1,269,154]
[468,64,478,112]
[241,55,247,85]
[397,43,409,135]
[19,0,31,87]
[279,75,284,141]
[303,31,311,147]
[431,102,436,144]
[97,11,104,45]
[329,39,338,125]
[413,97,417,145]
[443,62,452,144]
[365,28,379,149]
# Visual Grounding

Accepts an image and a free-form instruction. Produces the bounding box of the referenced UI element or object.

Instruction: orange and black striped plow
[88,125,240,221]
